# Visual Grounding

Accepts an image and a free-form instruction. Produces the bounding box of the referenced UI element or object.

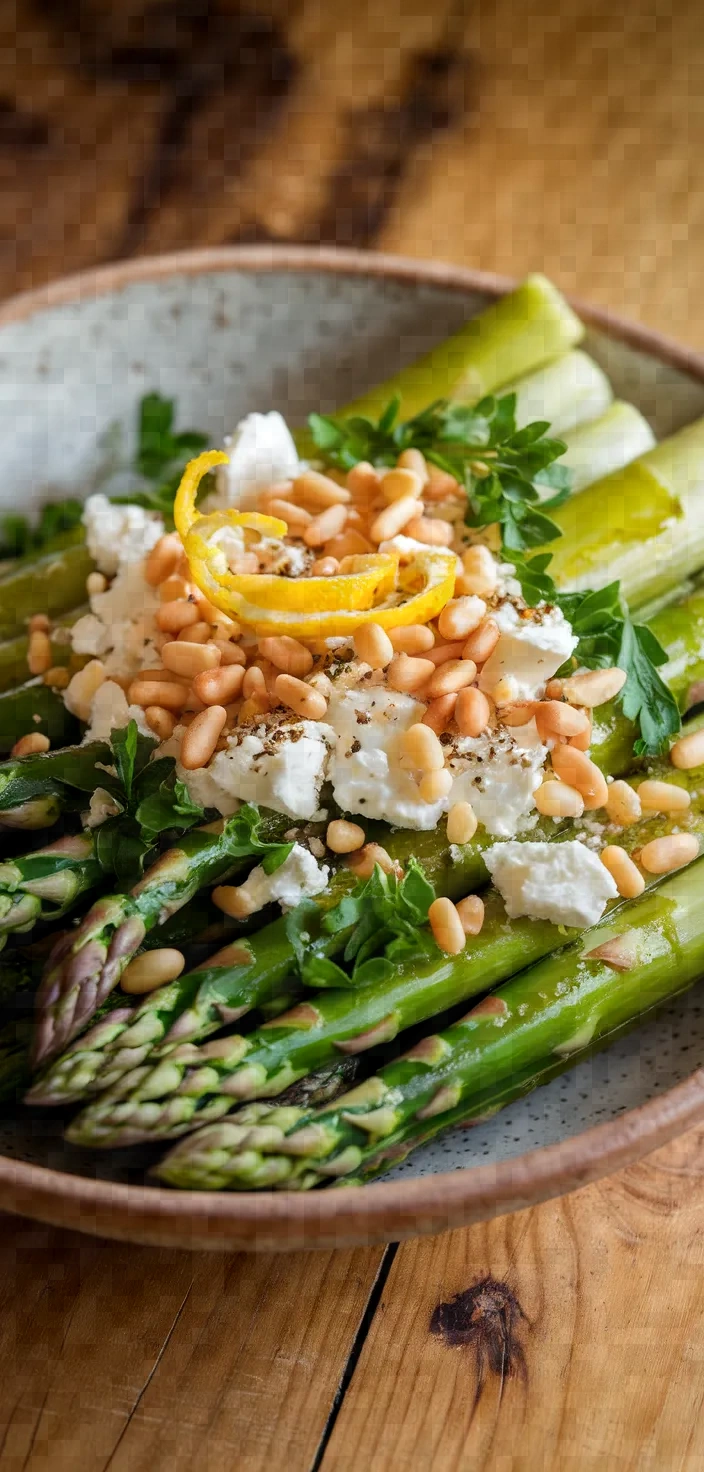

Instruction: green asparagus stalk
[0,834,103,939]
[558,401,655,495]
[508,350,612,436]
[0,681,81,759]
[0,606,85,694]
[154,855,704,1191]
[0,741,112,825]
[0,533,93,641]
[66,755,704,1151]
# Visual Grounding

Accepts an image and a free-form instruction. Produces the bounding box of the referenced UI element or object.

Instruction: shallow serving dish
[2,245,704,1251]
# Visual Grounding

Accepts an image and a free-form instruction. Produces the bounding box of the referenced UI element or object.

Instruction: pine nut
[258,636,314,678]
[606,779,642,826]
[65,660,106,721]
[397,448,429,488]
[563,667,627,707]
[388,624,435,654]
[27,629,51,675]
[429,897,466,955]
[275,673,327,720]
[346,461,380,499]
[128,679,188,712]
[354,622,394,669]
[240,694,271,722]
[600,846,645,899]
[425,465,460,500]
[43,665,69,689]
[447,801,478,844]
[121,948,185,995]
[193,664,246,706]
[456,893,485,935]
[294,469,351,509]
[162,641,221,678]
[11,731,50,758]
[180,620,213,644]
[462,617,500,665]
[156,599,200,634]
[400,723,445,772]
[86,571,107,596]
[145,706,177,741]
[28,613,50,633]
[405,516,454,547]
[159,574,192,603]
[387,653,435,693]
[304,503,348,548]
[639,833,699,874]
[535,701,590,740]
[268,498,312,531]
[427,659,477,699]
[426,640,466,667]
[545,678,564,699]
[569,713,592,752]
[501,701,538,727]
[326,819,365,854]
[259,479,293,508]
[422,694,457,734]
[551,745,609,809]
[455,686,491,738]
[258,658,280,697]
[311,556,340,576]
[459,544,498,597]
[370,496,422,543]
[212,639,246,666]
[438,596,487,642]
[534,780,584,818]
[381,467,423,504]
[229,552,260,575]
[418,768,453,802]
[346,842,395,879]
[637,779,691,813]
[180,705,227,769]
[671,728,704,770]
[211,884,257,920]
[325,530,374,559]
[145,532,182,587]
[243,666,267,698]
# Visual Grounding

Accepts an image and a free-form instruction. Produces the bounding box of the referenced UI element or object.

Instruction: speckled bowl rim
[2,245,704,1253]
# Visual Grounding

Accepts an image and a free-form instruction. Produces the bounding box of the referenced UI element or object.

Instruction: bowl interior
[2,258,704,1193]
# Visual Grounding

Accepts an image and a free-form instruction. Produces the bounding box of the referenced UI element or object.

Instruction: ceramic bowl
[2,246,704,1251]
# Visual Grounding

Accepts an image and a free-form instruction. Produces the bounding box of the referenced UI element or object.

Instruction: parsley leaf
[618,618,681,756]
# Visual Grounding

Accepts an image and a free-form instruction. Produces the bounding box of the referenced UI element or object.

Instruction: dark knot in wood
[430,1276,528,1393]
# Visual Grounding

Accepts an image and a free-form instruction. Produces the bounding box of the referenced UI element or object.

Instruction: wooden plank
[318,1127,704,1470]
[0,1213,384,1472]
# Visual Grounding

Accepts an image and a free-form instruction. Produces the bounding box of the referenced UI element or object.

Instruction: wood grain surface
[0,0,703,1467]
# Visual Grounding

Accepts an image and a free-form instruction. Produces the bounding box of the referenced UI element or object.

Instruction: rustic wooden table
[1,1,703,1466]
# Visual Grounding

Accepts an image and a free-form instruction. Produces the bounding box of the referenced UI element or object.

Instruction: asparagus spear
[0,533,93,641]
[66,758,704,1150]
[0,606,85,694]
[0,681,81,759]
[155,855,704,1191]
[0,834,103,938]
[558,401,655,495]
[0,741,111,825]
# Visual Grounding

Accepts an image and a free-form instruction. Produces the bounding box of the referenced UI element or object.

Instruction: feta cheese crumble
[485,838,618,929]
[447,728,547,838]
[327,686,444,830]
[232,843,329,916]
[81,680,152,743]
[215,412,301,510]
[82,494,163,576]
[71,559,161,678]
[177,718,335,822]
[478,602,578,701]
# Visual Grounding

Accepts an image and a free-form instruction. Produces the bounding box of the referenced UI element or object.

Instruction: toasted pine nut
[637,779,691,813]
[388,623,435,654]
[311,556,340,576]
[455,686,491,738]
[400,723,445,772]
[162,641,221,678]
[65,660,107,721]
[346,842,396,879]
[396,448,429,488]
[354,622,394,670]
[427,659,477,700]
[640,833,699,874]
[569,713,592,751]
[159,574,192,603]
[304,503,348,548]
[326,819,365,854]
[275,673,327,720]
[179,620,213,644]
[128,679,188,712]
[456,893,485,935]
[28,613,50,633]
[239,694,271,722]
[27,629,52,675]
[121,947,186,995]
[86,571,107,596]
[534,780,584,818]
[193,664,246,706]
[600,845,645,899]
[257,658,279,697]
[438,596,487,642]
[258,636,314,678]
[501,701,538,727]
[145,532,182,587]
[325,530,375,559]
[563,667,627,708]
[156,599,200,634]
[535,701,590,740]
[606,779,642,826]
[461,617,500,665]
[545,678,564,699]
[211,639,246,667]
[671,728,704,770]
[429,897,465,955]
[145,705,176,741]
[229,552,260,576]
[424,465,460,500]
[405,516,454,547]
[294,469,351,509]
[422,693,457,734]
[447,801,478,844]
[243,666,267,699]
[380,467,423,504]
[268,498,312,531]
[418,768,453,803]
[426,640,466,668]
[459,544,498,597]
[370,496,422,543]
[551,745,609,809]
[43,665,70,689]
[180,705,227,769]
[387,653,435,693]
[346,461,380,500]
[11,731,50,758]
[211,884,257,920]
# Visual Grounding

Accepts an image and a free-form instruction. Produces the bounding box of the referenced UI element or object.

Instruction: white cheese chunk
[215,411,301,510]
[478,602,578,701]
[328,686,443,830]
[177,718,334,822]
[82,680,152,743]
[82,493,163,575]
[447,728,547,838]
[72,559,161,679]
[485,838,618,929]
[234,843,329,916]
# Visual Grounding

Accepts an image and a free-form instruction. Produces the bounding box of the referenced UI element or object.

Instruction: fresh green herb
[112,392,210,522]
[0,499,84,560]
[309,394,570,552]
[93,722,207,884]
[286,860,437,991]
